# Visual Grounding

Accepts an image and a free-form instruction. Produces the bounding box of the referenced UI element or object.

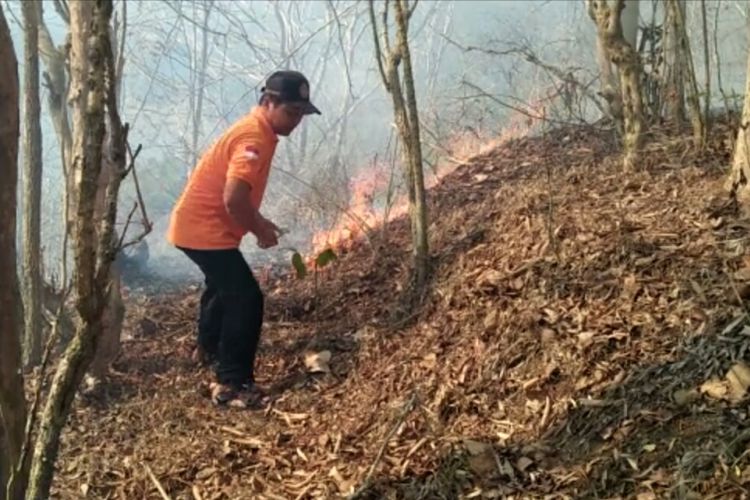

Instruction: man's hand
[224,178,279,249]
[254,215,279,249]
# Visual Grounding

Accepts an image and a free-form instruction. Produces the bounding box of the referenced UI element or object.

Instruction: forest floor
[51,120,750,499]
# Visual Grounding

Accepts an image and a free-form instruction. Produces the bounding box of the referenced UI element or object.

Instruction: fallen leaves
[726,362,750,400]
[673,388,700,406]
[304,350,332,374]
[700,362,750,403]
[51,120,750,500]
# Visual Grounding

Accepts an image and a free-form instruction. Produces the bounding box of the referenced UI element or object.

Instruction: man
[167,70,320,407]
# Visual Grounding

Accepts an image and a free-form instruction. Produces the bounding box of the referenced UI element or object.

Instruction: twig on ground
[723,257,750,319]
[144,463,172,500]
[348,391,419,499]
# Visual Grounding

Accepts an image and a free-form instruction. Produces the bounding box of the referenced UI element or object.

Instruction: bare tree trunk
[666,0,705,146]
[38,12,75,258]
[701,0,711,132]
[595,33,622,127]
[38,16,72,171]
[395,0,429,291]
[370,0,430,293]
[588,0,646,171]
[39,3,126,377]
[26,0,122,496]
[22,0,44,369]
[189,0,213,170]
[88,169,124,380]
[713,0,732,117]
[664,0,686,124]
[594,0,637,128]
[89,0,132,381]
[0,5,27,499]
[728,42,750,209]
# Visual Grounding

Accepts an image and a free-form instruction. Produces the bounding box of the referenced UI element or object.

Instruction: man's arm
[223,178,278,248]
[223,177,260,232]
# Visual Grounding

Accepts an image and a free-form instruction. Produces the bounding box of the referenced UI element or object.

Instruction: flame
[310,166,390,255]
[308,96,545,259]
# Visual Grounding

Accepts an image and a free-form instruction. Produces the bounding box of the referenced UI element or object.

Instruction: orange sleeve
[227,136,264,188]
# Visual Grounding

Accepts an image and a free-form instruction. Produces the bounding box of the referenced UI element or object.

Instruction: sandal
[209,382,268,409]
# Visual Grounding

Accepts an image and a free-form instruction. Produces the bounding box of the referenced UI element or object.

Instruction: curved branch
[368,0,390,91]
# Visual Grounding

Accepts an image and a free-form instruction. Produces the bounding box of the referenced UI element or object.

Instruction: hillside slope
[53,122,750,499]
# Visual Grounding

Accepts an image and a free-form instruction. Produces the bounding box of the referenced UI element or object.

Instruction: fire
[308,158,454,257]
[310,166,390,255]
[308,96,545,258]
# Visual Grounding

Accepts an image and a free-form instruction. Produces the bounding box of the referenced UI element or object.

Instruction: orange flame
[311,166,390,255]
[308,97,545,258]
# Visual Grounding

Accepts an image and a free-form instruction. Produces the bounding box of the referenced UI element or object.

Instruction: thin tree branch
[382,0,391,54]
[408,0,419,19]
[116,202,138,250]
[461,79,585,127]
[116,0,126,85]
[119,141,152,251]
[369,0,390,90]
[348,392,419,499]
[52,0,69,25]
[326,0,354,97]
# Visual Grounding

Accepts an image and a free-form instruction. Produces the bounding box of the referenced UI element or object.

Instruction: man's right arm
[223,178,278,248]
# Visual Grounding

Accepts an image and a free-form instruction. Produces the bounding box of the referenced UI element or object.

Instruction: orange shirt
[167,107,279,250]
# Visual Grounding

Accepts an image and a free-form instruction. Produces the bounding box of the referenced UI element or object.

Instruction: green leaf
[315,248,337,268]
[291,252,307,279]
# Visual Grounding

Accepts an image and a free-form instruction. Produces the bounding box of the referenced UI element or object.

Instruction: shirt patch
[244,146,260,161]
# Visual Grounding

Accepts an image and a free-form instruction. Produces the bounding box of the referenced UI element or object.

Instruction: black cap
[261,70,321,115]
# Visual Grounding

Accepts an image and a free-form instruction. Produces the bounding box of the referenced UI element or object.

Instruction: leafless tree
[588,0,646,170]
[0,5,27,498]
[663,0,705,145]
[26,0,134,496]
[370,0,430,292]
[38,0,129,384]
[21,0,44,368]
[727,20,750,209]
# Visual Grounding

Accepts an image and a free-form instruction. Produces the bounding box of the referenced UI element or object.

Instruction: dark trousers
[179,247,264,385]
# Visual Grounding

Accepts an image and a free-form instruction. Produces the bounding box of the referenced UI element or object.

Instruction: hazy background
[5,0,749,285]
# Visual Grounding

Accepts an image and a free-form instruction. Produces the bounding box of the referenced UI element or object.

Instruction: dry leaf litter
[48,121,750,499]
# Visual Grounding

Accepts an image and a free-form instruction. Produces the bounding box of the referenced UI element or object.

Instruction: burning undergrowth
[307,99,544,261]
[51,118,750,499]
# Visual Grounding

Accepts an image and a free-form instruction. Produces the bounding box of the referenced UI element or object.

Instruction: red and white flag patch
[244,146,260,161]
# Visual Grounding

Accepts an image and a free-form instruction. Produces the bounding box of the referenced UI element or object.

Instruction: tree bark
[666,0,705,146]
[38,14,72,174]
[369,0,430,293]
[664,0,686,124]
[595,33,623,128]
[588,0,646,171]
[394,0,429,291]
[728,41,750,209]
[38,11,75,260]
[0,5,27,499]
[26,1,120,497]
[593,0,637,129]
[38,3,126,378]
[88,8,130,381]
[22,0,44,369]
[701,0,711,133]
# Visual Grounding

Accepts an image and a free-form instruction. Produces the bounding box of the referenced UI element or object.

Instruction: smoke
[6,0,749,287]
